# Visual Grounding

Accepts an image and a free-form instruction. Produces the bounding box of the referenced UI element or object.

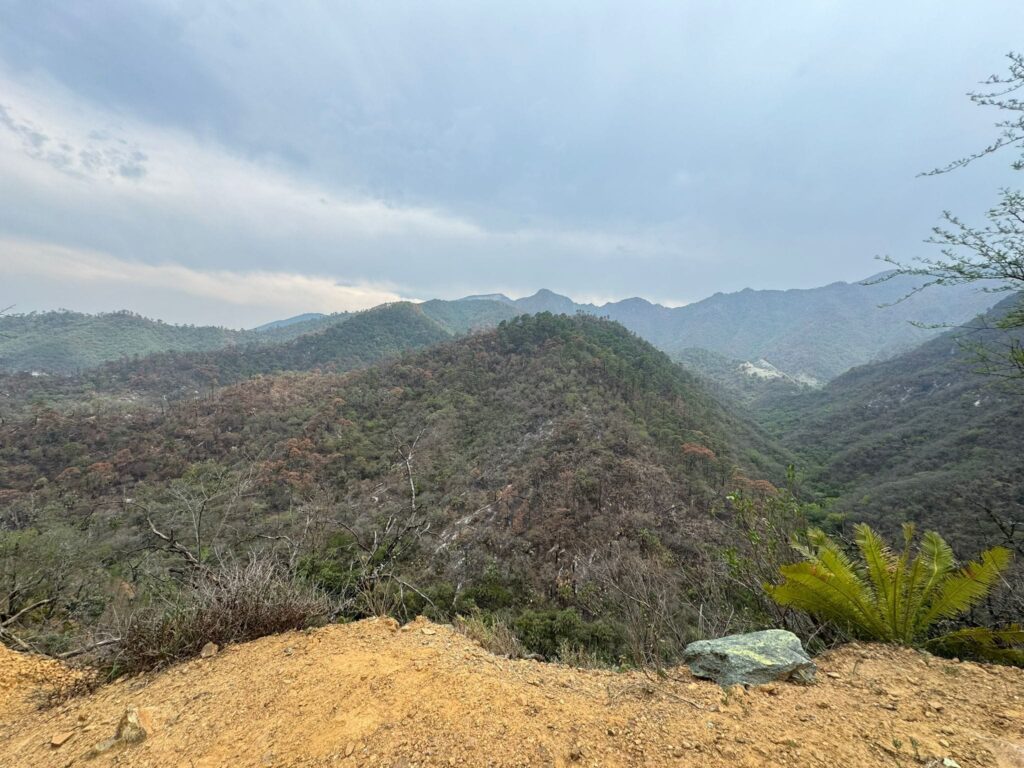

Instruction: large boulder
[683,629,816,687]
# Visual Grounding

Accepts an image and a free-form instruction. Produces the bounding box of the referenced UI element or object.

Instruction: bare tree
[875,52,1024,378]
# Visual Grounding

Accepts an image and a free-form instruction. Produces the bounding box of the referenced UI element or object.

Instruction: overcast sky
[1,1,1022,327]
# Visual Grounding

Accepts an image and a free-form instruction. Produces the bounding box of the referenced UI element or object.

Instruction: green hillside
[760,295,1024,550]
[0,314,789,658]
[0,310,354,375]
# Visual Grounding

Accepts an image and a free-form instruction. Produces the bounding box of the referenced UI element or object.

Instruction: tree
[766,523,1022,664]
[876,52,1024,378]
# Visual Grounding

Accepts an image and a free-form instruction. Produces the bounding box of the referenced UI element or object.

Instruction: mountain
[252,312,326,331]
[0,314,788,659]
[18,302,455,403]
[0,311,245,374]
[5,273,999,382]
[462,274,1001,382]
[759,294,1024,550]
[0,310,351,375]
[675,347,810,407]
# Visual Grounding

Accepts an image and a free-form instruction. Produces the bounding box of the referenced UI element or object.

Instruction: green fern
[766,523,1013,649]
[925,626,1024,666]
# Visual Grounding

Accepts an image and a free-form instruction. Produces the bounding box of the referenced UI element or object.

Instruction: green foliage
[767,523,1013,650]
[925,625,1024,666]
[511,609,624,662]
[760,295,1024,552]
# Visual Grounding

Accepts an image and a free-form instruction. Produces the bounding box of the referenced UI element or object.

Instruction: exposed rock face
[684,629,816,687]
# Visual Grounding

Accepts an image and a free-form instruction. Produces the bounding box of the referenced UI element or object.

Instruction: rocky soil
[2,617,1023,767]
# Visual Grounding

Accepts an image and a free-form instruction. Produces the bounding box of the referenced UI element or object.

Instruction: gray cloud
[1,1,1023,322]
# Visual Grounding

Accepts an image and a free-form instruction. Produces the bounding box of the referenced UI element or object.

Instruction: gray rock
[684,629,816,687]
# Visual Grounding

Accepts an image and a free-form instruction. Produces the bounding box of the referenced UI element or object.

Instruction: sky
[1,1,1022,328]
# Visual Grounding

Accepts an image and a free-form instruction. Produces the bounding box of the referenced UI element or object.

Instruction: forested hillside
[761,295,1024,550]
[0,314,793,660]
[0,310,356,375]
[0,303,486,408]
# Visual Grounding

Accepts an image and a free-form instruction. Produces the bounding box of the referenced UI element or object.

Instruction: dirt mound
[0,644,78,719]
[1,617,1023,767]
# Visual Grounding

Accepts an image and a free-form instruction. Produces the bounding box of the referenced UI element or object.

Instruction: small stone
[50,731,75,748]
[200,641,219,658]
[942,760,961,768]
[345,742,355,757]
[421,628,437,635]
[928,700,944,712]
[826,671,841,679]
[115,707,154,744]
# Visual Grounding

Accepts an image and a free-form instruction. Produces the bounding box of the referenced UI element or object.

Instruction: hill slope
[761,295,1024,549]
[0,310,358,375]
[0,314,788,656]
[2,618,1022,768]
[0,303,454,404]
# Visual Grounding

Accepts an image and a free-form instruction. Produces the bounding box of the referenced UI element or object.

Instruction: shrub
[766,523,1021,663]
[108,556,330,677]
[512,608,623,663]
[454,614,523,658]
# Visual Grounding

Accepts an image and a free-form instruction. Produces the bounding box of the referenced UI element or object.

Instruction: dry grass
[454,615,523,658]
[107,556,330,677]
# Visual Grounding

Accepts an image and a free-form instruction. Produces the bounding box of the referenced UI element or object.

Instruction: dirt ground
[2,617,1023,767]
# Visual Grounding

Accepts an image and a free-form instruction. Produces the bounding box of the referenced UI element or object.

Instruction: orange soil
[1,617,1022,767]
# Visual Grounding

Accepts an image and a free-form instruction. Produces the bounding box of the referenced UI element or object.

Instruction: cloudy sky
[1,1,1022,327]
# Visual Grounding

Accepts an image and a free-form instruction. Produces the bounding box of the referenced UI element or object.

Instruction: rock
[85,738,119,759]
[115,707,155,744]
[50,731,75,748]
[684,630,816,687]
[200,641,219,658]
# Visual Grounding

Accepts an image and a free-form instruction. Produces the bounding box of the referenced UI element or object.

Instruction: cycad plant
[766,523,1022,663]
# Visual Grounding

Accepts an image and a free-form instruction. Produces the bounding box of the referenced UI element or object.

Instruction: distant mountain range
[457,273,1001,382]
[0,273,1002,381]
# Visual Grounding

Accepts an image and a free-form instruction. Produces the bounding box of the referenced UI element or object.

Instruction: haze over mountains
[0,272,1000,382]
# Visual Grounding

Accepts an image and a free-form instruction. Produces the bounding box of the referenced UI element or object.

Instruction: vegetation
[0,313,798,668]
[878,52,1024,379]
[0,302,1019,674]
[767,524,1018,663]
[0,310,355,375]
[759,296,1024,554]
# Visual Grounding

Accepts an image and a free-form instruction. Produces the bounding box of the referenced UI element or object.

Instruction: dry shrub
[34,669,104,710]
[108,555,330,677]
[454,615,523,658]
[555,639,605,669]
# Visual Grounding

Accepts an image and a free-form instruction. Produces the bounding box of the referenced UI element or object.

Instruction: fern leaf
[917,547,1012,631]
[855,524,898,641]
[900,530,955,643]
[769,540,886,638]
[925,625,1024,666]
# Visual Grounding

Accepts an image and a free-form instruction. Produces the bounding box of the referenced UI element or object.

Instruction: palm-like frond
[916,546,1012,631]
[925,625,1024,666]
[766,524,1013,649]
[855,523,899,641]
[768,527,887,639]
[900,531,955,641]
